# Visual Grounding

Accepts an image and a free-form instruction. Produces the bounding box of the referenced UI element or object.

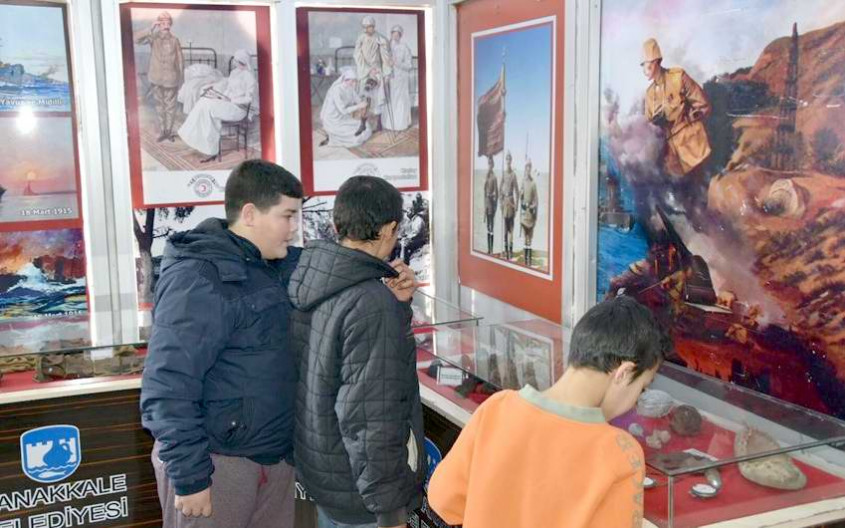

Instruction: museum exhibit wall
[95,0,440,338]
[4,0,845,423]
[455,0,565,323]
[590,0,845,420]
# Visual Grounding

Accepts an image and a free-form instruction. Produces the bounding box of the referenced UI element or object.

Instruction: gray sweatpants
[152,442,296,528]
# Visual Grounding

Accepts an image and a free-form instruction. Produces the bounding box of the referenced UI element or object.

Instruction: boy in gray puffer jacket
[289,176,425,528]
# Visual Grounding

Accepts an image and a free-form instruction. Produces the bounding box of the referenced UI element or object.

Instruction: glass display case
[0,337,147,396]
[0,292,477,396]
[411,291,482,331]
[416,320,565,415]
[618,362,845,528]
[417,323,845,528]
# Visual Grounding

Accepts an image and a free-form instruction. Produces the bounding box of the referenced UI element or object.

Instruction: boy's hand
[175,488,212,517]
[386,259,418,302]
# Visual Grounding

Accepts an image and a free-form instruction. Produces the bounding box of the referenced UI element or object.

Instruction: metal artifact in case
[614,362,845,528]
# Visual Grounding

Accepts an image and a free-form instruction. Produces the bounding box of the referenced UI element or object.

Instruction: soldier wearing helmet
[642,38,711,177]
[519,159,539,267]
[499,151,519,260]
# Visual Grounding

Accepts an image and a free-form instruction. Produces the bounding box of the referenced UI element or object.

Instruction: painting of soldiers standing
[471,19,554,276]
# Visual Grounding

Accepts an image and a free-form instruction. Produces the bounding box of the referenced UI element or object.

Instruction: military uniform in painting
[135,12,184,142]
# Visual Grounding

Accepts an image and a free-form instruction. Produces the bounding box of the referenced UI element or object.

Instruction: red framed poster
[120,3,275,208]
[457,0,565,323]
[296,7,428,195]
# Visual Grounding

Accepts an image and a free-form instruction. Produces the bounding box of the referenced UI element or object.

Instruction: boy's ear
[379,221,398,238]
[239,203,257,227]
[612,361,638,385]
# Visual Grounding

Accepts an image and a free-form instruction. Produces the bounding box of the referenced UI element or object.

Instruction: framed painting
[0,228,87,321]
[457,0,565,323]
[120,3,275,207]
[296,7,428,195]
[469,18,555,278]
[596,0,845,418]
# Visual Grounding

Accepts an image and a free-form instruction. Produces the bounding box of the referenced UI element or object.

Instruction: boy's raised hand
[386,259,418,302]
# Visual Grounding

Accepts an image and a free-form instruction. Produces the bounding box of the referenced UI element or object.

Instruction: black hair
[225,160,303,224]
[568,295,670,379]
[333,176,403,242]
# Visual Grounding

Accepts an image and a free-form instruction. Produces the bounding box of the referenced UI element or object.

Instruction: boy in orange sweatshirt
[428,295,670,528]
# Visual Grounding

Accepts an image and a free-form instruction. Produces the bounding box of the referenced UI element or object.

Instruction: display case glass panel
[418,324,845,527]
[615,362,845,527]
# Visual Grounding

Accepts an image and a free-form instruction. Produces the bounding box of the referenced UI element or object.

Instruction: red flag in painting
[476,68,505,158]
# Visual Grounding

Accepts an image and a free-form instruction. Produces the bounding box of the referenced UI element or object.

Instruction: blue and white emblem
[20,425,81,483]
[424,437,442,490]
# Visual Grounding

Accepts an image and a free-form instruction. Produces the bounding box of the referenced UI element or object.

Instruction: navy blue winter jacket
[140,218,300,496]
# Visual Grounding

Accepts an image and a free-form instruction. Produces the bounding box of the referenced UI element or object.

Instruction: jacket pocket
[207,398,254,447]
[232,287,287,347]
[244,287,285,313]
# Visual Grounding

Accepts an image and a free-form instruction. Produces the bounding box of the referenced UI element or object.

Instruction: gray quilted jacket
[289,240,425,526]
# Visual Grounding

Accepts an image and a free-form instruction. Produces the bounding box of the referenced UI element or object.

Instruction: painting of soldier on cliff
[470,18,554,277]
[597,0,845,418]
[297,8,427,194]
[121,3,274,207]
[0,1,72,112]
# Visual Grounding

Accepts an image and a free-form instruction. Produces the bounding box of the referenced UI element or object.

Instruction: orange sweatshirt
[428,387,645,528]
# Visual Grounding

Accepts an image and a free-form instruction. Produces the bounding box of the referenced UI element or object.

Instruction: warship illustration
[599,172,634,231]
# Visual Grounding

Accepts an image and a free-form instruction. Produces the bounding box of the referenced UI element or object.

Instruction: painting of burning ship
[0,1,72,112]
[598,0,845,418]
[0,229,87,320]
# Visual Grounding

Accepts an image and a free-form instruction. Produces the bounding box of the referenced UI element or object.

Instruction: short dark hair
[225,160,303,224]
[333,176,403,241]
[568,295,670,379]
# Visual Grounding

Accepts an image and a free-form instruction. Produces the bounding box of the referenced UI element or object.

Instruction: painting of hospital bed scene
[302,9,425,192]
[124,6,265,173]
[0,117,79,224]
[0,2,72,112]
[0,228,87,321]
[471,19,554,276]
[597,0,845,418]
[302,191,431,282]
